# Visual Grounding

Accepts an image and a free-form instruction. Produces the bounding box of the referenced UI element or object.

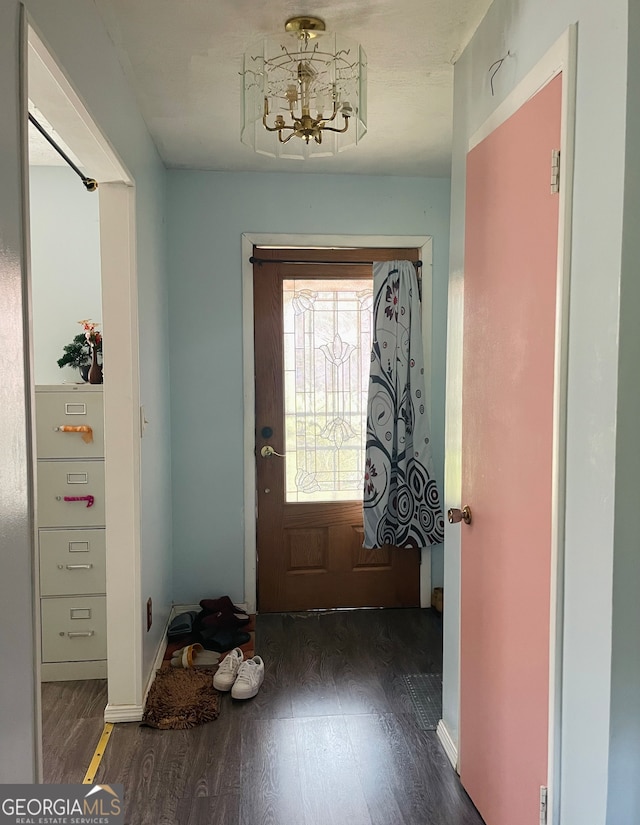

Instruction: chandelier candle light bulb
[242,16,367,159]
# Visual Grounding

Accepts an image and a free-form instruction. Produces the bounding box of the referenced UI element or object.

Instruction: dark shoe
[199,610,249,631]
[199,628,251,653]
[199,596,248,616]
[167,611,197,640]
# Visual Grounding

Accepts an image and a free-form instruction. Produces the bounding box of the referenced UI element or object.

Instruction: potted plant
[57,320,102,383]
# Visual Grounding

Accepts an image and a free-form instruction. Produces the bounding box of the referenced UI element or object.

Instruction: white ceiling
[94,0,493,177]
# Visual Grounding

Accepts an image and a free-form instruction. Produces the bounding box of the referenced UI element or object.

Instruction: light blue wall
[29,166,102,385]
[445,0,631,823]
[167,171,450,604]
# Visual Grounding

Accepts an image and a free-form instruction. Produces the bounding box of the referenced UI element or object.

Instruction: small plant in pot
[57,320,102,383]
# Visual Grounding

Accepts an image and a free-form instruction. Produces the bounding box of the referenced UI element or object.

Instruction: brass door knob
[447,506,472,525]
[260,445,286,458]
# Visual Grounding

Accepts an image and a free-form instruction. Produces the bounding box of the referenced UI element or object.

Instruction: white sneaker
[213,647,244,691]
[231,656,264,699]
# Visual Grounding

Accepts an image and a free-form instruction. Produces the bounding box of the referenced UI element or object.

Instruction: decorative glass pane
[283,278,373,502]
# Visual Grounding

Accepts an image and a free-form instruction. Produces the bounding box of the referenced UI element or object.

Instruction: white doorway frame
[461,26,577,825]
[26,22,143,738]
[241,232,434,614]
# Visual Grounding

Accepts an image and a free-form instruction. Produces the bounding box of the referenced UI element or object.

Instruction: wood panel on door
[459,74,563,824]
[254,254,420,613]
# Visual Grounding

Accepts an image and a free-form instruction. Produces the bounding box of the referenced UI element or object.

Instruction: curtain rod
[28,113,98,192]
[250,256,422,269]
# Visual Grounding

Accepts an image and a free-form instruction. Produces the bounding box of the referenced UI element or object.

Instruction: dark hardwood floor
[43,609,484,825]
[41,677,107,783]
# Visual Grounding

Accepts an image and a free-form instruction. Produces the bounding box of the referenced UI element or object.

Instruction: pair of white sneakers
[213,647,264,699]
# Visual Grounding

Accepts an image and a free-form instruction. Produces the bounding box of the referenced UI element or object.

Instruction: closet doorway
[26,21,142,779]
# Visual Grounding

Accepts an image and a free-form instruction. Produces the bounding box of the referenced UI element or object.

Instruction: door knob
[260,445,286,458]
[448,506,472,525]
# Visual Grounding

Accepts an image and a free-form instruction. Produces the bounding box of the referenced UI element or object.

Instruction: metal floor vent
[402,673,442,731]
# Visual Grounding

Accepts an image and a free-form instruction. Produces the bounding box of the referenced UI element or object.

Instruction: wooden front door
[254,250,420,612]
[458,74,563,823]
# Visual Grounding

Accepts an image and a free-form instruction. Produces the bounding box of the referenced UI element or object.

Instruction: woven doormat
[142,668,220,729]
[402,673,442,731]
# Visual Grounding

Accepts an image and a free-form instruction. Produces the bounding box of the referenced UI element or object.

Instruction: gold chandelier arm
[320,117,350,135]
[262,112,296,134]
[278,130,297,144]
[317,100,340,125]
[262,97,295,133]
[263,119,295,133]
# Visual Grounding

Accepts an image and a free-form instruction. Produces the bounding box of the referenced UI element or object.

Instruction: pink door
[459,74,562,825]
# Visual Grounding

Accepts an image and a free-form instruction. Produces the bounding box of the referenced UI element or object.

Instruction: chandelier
[241,16,367,160]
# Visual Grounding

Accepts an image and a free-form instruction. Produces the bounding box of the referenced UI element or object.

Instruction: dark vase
[79,364,90,383]
[88,345,103,384]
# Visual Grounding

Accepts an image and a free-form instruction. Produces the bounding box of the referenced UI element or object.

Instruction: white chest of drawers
[35,385,107,681]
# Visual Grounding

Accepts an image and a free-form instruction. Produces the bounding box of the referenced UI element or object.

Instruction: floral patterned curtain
[363,260,444,548]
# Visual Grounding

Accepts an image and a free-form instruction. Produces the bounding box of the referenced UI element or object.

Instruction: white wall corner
[437,719,459,772]
[101,181,143,712]
[105,598,172,724]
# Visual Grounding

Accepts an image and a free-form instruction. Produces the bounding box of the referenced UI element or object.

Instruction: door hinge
[550,149,561,194]
[540,785,548,825]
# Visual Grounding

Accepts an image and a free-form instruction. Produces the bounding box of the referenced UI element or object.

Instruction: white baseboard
[104,702,144,723]
[170,603,201,616]
[437,719,459,773]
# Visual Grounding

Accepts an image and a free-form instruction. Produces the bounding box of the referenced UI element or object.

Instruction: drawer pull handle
[64,403,86,415]
[66,564,93,570]
[63,495,95,508]
[67,631,95,638]
[54,425,94,444]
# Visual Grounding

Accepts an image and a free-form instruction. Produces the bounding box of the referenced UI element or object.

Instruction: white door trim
[27,26,131,185]
[27,24,142,729]
[465,26,577,825]
[242,233,434,614]
[98,183,143,720]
